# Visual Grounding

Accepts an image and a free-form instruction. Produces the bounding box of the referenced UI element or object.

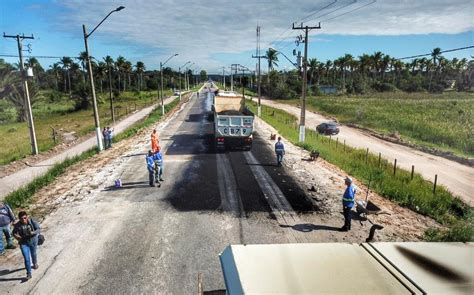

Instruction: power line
[320,0,376,22]
[0,54,77,59]
[303,0,357,24]
[397,45,474,60]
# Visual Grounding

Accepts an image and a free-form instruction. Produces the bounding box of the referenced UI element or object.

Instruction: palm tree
[59,56,73,94]
[265,48,279,72]
[358,54,371,82]
[380,54,391,80]
[115,56,126,92]
[95,61,107,93]
[324,60,332,84]
[123,61,132,92]
[49,63,62,91]
[307,58,319,88]
[26,57,43,84]
[429,47,442,91]
[371,51,383,79]
[78,51,89,83]
[135,61,145,91]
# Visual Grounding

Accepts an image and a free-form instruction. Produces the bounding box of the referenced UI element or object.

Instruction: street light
[160,53,178,115]
[186,62,195,90]
[83,5,125,151]
[179,61,191,92]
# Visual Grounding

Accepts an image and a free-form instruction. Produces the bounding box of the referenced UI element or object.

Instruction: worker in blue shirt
[153,150,164,183]
[275,137,285,167]
[340,177,356,231]
[146,150,156,187]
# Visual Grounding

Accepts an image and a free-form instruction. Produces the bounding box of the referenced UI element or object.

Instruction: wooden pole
[343,139,346,151]
[433,174,438,194]
[393,159,397,176]
[365,148,369,164]
[336,137,338,149]
[378,152,381,168]
[411,165,414,180]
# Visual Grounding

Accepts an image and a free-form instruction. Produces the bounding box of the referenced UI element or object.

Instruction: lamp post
[160,53,178,115]
[186,62,195,90]
[179,61,190,99]
[83,5,124,152]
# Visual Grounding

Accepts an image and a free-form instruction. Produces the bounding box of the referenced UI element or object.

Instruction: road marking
[243,151,307,243]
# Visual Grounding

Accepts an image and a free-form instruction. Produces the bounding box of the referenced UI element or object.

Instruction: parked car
[173,90,181,96]
[316,122,340,135]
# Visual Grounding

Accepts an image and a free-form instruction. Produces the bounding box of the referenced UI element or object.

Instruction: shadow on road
[0,268,23,276]
[280,223,340,232]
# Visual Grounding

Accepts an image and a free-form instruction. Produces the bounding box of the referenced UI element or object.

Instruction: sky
[1,0,473,74]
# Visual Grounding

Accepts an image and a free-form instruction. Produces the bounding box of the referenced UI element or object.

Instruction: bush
[372,82,398,92]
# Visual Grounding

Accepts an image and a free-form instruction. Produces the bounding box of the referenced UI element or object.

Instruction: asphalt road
[2,90,316,293]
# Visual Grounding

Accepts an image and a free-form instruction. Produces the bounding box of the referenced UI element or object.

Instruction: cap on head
[278,136,282,141]
[148,150,153,155]
[344,176,352,184]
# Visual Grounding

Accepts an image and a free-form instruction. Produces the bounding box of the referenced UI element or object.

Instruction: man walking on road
[0,201,17,255]
[12,211,40,280]
[275,137,285,167]
[340,177,356,232]
[153,150,164,183]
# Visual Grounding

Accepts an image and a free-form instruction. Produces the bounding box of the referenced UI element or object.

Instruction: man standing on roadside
[12,211,40,280]
[151,129,159,153]
[340,177,356,232]
[275,137,285,167]
[0,201,17,255]
[105,127,114,149]
[146,150,156,187]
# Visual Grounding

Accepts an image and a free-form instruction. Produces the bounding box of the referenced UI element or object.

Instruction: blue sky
[1,0,473,74]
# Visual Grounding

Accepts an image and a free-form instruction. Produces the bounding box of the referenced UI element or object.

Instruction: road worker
[274,137,285,167]
[151,129,159,153]
[153,149,164,183]
[146,150,156,187]
[340,177,356,232]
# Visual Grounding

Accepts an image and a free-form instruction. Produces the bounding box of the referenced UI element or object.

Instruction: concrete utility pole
[82,6,125,152]
[160,53,178,115]
[240,65,249,99]
[222,67,226,90]
[292,22,321,142]
[179,61,191,99]
[231,64,239,92]
[252,25,266,117]
[3,33,38,155]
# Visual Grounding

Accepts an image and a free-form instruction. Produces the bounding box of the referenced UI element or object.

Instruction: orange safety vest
[151,133,159,152]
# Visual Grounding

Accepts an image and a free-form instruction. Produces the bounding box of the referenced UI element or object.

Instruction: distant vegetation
[0,55,207,164]
[247,101,473,242]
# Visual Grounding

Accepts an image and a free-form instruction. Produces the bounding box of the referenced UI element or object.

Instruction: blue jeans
[276,153,283,166]
[20,237,38,275]
[0,224,14,252]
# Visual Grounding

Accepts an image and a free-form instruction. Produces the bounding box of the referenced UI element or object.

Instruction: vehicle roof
[220,242,473,294]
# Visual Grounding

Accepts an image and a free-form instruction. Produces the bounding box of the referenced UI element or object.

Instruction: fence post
[329,135,331,146]
[336,137,339,149]
[378,153,381,168]
[343,139,346,151]
[393,159,397,176]
[411,165,414,180]
[365,148,369,164]
[433,174,438,194]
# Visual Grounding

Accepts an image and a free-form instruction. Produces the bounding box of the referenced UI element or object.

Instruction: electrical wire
[397,45,474,60]
[320,0,376,23]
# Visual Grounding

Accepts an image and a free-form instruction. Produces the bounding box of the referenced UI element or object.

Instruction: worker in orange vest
[151,129,159,153]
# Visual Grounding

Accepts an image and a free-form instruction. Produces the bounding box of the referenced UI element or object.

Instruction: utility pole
[231,64,239,92]
[292,22,321,142]
[252,25,266,117]
[222,67,226,90]
[4,33,38,155]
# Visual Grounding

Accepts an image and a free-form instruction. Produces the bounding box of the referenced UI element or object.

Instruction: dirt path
[0,95,180,201]
[259,98,474,206]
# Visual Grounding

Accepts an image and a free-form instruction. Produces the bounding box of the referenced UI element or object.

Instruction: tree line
[256,47,474,99]
[0,54,207,122]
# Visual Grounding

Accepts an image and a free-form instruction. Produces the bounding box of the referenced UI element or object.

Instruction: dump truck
[212,90,254,151]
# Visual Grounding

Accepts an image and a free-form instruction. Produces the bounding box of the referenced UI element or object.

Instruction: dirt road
[260,99,474,206]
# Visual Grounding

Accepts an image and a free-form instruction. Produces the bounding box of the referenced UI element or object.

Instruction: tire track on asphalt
[243,151,308,243]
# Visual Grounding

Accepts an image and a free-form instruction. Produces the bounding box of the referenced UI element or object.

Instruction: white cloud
[46,0,473,71]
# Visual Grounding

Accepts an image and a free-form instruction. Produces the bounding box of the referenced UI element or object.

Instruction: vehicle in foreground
[212,90,254,151]
[316,122,340,135]
[212,242,473,294]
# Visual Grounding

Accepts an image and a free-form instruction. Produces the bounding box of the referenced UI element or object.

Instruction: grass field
[246,100,472,241]
[278,92,474,158]
[0,90,171,165]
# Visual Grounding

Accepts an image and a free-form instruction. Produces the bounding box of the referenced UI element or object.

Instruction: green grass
[247,100,472,241]
[278,92,474,158]
[4,96,181,210]
[0,90,165,165]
